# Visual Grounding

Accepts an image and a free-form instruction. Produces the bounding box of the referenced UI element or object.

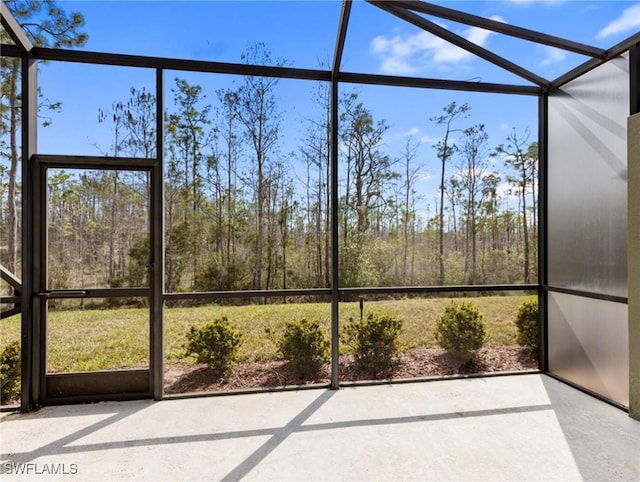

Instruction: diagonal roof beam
[1,265,22,292]
[369,1,550,88]
[1,0,33,53]
[550,32,640,90]
[0,306,21,319]
[332,0,352,77]
[394,0,606,59]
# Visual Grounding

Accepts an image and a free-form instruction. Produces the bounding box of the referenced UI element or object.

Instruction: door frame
[34,155,163,405]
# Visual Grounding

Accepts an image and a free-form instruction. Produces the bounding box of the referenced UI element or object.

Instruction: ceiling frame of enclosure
[2,0,637,93]
[1,0,638,88]
[1,0,639,411]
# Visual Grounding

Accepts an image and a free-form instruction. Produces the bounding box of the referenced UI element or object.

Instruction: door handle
[39,290,88,298]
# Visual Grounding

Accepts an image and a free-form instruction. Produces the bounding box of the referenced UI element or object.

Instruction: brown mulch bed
[164,345,538,394]
[0,346,536,406]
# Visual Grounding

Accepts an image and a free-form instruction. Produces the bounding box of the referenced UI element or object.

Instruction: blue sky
[35,0,640,213]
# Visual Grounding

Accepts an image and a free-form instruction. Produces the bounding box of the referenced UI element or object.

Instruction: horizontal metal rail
[341,284,538,295]
[30,46,333,82]
[36,154,156,171]
[0,44,26,57]
[339,71,541,95]
[41,288,150,299]
[33,284,538,302]
[164,288,332,301]
[163,284,537,301]
[163,382,331,401]
[0,44,541,95]
[545,285,628,304]
[1,296,21,304]
[339,369,540,388]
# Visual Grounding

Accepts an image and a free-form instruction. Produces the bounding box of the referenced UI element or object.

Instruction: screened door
[40,161,157,403]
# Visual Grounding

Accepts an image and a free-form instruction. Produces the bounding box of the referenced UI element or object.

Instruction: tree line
[0,4,538,297]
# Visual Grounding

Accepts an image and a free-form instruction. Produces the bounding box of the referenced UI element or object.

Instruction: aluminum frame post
[538,93,549,372]
[20,54,38,411]
[330,0,352,390]
[151,67,165,399]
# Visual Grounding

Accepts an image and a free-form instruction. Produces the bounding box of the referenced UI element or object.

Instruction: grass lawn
[0,295,533,373]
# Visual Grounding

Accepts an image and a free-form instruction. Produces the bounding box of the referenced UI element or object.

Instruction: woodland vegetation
[0,2,540,402]
[0,2,538,300]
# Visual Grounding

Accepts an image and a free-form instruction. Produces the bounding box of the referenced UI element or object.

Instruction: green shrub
[434,301,486,359]
[342,313,403,374]
[185,317,242,378]
[1,341,21,403]
[275,319,329,379]
[515,297,539,348]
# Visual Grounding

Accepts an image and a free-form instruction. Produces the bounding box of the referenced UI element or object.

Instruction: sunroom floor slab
[1,374,639,481]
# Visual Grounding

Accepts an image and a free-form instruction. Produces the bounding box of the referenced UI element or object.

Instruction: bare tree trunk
[316,155,323,286]
[438,146,447,285]
[521,183,530,284]
[256,149,264,290]
[432,102,469,285]
[281,183,288,290]
[410,211,416,285]
[226,133,233,264]
[324,100,331,288]
[7,61,19,275]
[471,211,477,284]
[109,172,119,285]
[344,151,351,248]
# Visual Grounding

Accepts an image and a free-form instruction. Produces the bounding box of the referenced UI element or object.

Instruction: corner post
[21,54,38,411]
[627,43,640,421]
[537,92,549,372]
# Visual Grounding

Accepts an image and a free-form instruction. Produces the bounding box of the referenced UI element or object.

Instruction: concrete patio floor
[1,374,639,481]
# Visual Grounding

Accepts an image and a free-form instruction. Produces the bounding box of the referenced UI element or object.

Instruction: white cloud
[420,135,440,144]
[380,56,419,76]
[539,46,567,66]
[597,3,640,39]
[406,127,420,137]
[499,123,510,130]
[370,17,504,75]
